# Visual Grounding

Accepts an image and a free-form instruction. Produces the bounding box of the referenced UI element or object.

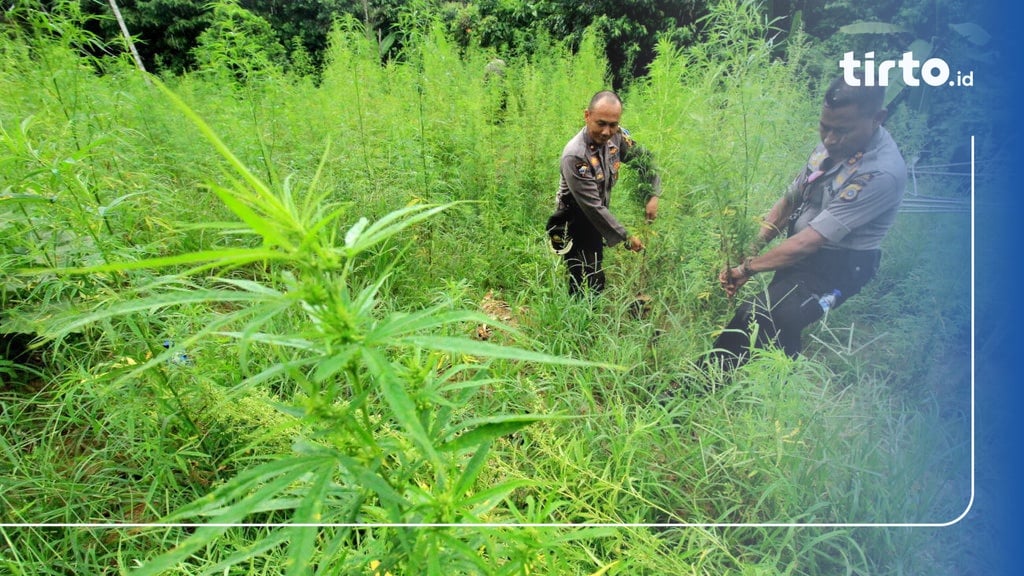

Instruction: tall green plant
[26,78,615,575]
[691,0,784,271]
[192,0,286,85]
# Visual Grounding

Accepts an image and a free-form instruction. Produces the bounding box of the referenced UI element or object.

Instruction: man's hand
[719,265,748,298]
[644,196,659,223]
[625,235,645,252]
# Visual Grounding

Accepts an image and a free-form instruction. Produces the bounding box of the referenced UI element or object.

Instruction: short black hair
[824,71,886,116]
[588,90,622,111]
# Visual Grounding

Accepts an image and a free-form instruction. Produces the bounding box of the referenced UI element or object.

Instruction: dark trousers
[563,217,605,296]
[707,248,880,371]
[707,272,825,370]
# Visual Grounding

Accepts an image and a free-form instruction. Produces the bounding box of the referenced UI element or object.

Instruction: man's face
[584,99,623,146]
[818,103,884,161]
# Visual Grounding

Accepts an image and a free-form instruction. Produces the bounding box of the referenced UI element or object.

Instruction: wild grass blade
[441,416,553,453]
[452,441,492,497]
[21,247,286,276]
[285,461,334,576]
[133,456,333,576]
[201,529,294,576]
[209,183,296,251]
[400,335,623,369]
[365,308,491,343]
[150,78,280,210]
[344,203,457,256]
[32,286,270,340]
[462,479,537,517]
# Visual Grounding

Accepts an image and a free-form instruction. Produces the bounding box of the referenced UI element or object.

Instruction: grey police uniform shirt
[786,126,906,251]
[556,127,661,247]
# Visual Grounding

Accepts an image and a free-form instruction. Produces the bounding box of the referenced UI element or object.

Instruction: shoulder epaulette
[620,127,634,146]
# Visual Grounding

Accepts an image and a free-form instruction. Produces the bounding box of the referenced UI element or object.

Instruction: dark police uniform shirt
[785,126,906,251]
[555,127,661,247]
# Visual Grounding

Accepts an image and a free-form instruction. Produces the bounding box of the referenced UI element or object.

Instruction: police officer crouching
[547,90,661,297]
[706,72,906,372]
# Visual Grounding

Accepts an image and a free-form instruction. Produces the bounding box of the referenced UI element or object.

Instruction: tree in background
[193,0,286,83]
[71,0,709,84]
[84,0,212,71]
[436,0,708,88]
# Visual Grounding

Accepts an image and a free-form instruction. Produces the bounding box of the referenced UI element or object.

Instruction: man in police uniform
[709,73,906,370]
[547,90,661,296]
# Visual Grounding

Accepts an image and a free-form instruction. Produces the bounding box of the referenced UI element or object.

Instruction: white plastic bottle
[818,289,842,313]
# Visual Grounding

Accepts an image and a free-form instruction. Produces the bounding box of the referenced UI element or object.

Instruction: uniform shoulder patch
[620,126,634,147]
[838,173,875,201]
[575,161,590,177]
[809,148,828,168]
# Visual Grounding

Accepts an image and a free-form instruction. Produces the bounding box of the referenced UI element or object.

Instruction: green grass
[0,2,975,575]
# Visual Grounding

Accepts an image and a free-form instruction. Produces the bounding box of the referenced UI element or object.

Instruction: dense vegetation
[0,0,989,574]
[58,0,991,90]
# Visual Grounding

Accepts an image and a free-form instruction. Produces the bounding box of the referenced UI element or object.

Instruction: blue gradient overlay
[967,1,1023,573]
